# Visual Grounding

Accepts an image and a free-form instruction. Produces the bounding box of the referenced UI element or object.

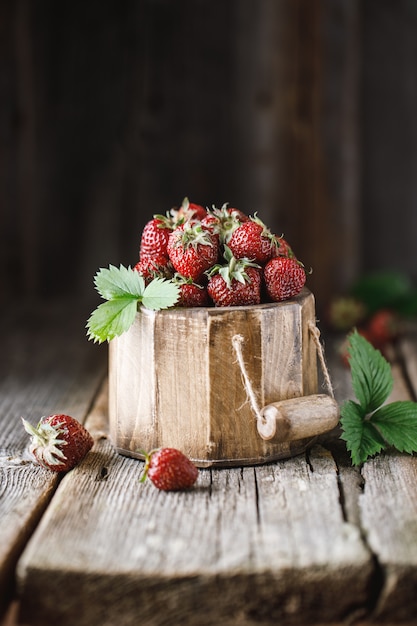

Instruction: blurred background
[1,0,417,316]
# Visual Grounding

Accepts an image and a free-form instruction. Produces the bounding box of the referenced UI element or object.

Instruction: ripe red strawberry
[202,203,249,244]
[228,214,279,263]
[134,254,174,284]
[173,274,209,307]
[140,215,173,258]
[207,247,262,307]
[367,309,401,345]
[167,222,219,281]
[264,256,306,302]
[173,197,207,223]
[271,236,295,258]
[141,447,198,491]
[22,414,94,472]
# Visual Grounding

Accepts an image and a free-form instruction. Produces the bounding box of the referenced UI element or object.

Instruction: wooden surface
[1,302,417,625]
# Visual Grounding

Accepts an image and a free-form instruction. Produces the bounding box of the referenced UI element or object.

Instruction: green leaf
[351,271,413,314]
[141,277,180,310]
[86,298,139,344]
[340,400,386,465]
[347,330,393,413]
[87,266,180,343]
[371,401,417,454]
[94,264,145,300]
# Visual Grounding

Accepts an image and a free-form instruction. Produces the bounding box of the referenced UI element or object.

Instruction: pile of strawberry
[134,198,306,307]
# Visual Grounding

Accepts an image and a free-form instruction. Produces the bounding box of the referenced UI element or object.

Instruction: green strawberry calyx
[177,222,215,251]
[206,245,260,289]
[208,203,243,243]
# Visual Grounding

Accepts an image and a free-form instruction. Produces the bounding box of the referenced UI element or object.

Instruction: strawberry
[134,254,174,284]
[202,203,249,244]
[228,214,279,263]
[167,222,220,282]
[140,215,173,258]
[22,414,93,472]
[141,447,198,491]
[367,309,401,345]
[173,197,207,223]
[263,256,306,302]
[207,246,262,307]
[271,236,295,259]
[173,274,209,307]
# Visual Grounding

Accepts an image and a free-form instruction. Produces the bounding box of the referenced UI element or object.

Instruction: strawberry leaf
[340,329,417,465]
[87,265,180,343]
[347,330,393,413]
[86,299,138,344]
[94,264,145,300]
[340,400,386,465]
[141,277,180,310]
[370,401,417,454]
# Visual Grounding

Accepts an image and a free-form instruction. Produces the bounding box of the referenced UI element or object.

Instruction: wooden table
[1,301,417,626]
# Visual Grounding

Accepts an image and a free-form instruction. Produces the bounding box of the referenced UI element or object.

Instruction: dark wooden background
[1,0,417,314]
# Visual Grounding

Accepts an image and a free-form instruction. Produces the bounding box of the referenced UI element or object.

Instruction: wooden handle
[257,394,339,443]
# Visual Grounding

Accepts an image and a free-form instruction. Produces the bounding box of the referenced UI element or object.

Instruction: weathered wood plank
[355,334,417,620]
[0,303,106,619]
[360,452,417,621]
[324,333,417,621]
[17,379,373,626]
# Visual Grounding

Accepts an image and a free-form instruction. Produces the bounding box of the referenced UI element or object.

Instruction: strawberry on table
[264,256,306,302]
[207,245,262,307]
[228,214,280,263]
[22,414,94,472]
[367,309,401,346]
[167,221,220,282]
[141,447,198,491]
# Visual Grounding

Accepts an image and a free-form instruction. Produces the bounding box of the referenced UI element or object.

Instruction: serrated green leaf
[94,264,145,300]
[142,277,180,310]
[86,298,138,344]
[348,330,393,412]
[340,400,386,465]
[371,401,417,454]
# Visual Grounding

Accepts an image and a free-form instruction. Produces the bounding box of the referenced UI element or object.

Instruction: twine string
[232,322,334,425]
[231,334,265,425]
[307,321,335,399]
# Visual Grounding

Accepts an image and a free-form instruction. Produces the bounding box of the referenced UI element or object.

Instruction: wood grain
[5,313,417,625]
[17,380,373,626]
[109,289,320,466]
[258,394,340,442]
[0,304,106,619]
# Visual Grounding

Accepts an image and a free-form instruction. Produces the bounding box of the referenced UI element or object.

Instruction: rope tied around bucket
[231,334,265,424]
[307,321,335,399]
[232,321,335,430]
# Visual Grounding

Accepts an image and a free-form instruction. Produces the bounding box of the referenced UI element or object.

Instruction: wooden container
[109,288,327,467]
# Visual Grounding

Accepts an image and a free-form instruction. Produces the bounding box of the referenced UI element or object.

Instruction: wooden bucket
[108,288,338,467]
